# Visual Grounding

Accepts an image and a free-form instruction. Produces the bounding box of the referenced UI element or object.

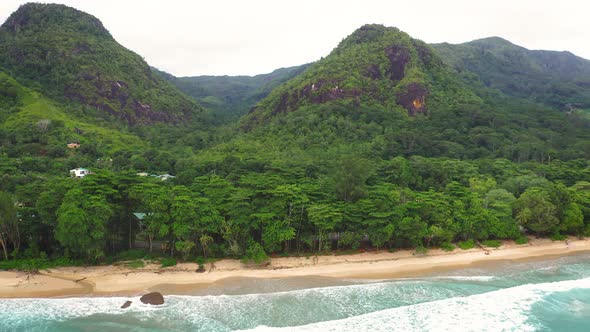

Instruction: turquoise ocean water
[1,252,589,331]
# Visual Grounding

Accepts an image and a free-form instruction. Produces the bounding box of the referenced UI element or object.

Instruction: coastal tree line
[1,155,590,266]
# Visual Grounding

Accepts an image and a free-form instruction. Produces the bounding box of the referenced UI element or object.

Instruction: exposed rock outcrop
[386,46,410,81]
[396,82,428,115]
[140,292,165,305]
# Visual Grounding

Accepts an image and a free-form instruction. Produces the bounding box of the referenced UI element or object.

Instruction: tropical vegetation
[1,5,590,269]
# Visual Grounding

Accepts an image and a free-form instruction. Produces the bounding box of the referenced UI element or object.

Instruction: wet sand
[1,237,589,298]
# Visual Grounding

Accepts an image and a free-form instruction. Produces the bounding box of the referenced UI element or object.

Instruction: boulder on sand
[121,300,132,309]
[140,292,165,305]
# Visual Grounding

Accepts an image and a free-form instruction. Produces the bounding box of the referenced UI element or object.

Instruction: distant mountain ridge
[190,24,590,164]
[154,32,590,126]
[0,3,203,125]
[432,37,590,110]
[155,64,309,120]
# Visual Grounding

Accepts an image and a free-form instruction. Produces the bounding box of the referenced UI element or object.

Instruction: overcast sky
[1,0,589,76]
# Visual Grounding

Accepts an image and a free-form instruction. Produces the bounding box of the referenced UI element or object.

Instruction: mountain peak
[464,36,519,49]
[2,3,111,38]
[242,24,478,129]
[335,24,403,51]
[0,3,201,125]
[341,24,390,43]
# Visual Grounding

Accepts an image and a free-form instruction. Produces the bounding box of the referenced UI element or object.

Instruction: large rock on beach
[140,292,165,305]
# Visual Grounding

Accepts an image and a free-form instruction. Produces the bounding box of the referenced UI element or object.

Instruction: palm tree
[199,235,213,259]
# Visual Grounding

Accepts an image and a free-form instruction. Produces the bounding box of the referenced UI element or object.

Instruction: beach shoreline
[1,237,589,299]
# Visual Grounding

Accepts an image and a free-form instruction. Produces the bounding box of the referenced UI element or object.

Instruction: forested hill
[237,24,590,162]
[432,37,590,111]
[156,65,309,121]
[0,3,204,125]
[0,4,224,186]
[242,24,481,128]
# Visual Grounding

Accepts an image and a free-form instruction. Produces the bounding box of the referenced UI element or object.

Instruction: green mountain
[0,4,216,180]
[432,37,590,110]
[0,3,202,125]
[243,24,481,128]
[236,24,589,162]
[156,64,309,120]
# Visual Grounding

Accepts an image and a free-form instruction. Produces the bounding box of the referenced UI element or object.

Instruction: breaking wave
[243,277,590,332]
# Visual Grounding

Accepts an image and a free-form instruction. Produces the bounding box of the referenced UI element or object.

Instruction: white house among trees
[70,168,90,178]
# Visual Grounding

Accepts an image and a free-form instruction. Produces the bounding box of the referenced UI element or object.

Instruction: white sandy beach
[1,237,589,298]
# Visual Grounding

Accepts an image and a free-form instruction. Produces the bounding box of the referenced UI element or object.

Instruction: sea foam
[0,279,482,331]
[1,263,589,332]
[242,277,590,332]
